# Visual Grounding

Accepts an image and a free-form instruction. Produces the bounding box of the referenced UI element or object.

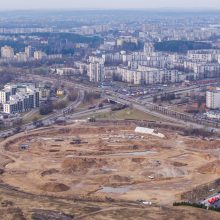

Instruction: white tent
[135,127,165,138]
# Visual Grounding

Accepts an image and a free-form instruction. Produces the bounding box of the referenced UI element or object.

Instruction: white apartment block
[187,50,220,63]
[102,53,122,64]
[25,46,33,58]
[51,68,77,76]
[206,88,220,109]
[1,46,14,58]
[0,89,11,104]
[143,42,154,55]
[184,61,220,78]
[15,52,28,62]
[88,56,104,64]
[34,51,47,60]
[47,54,62,60]
[89,62,105,83]
[88,56,105,83]
[116,66,185,85]
[0,84,40,114]
[187,53,212,63]
[116,37,139,47]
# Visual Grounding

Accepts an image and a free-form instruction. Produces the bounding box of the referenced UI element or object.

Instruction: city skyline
[1,0,220,10]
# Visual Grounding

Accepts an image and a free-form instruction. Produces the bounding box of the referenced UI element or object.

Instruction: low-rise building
[51,67,77,76]
[205,111,220,120]
[56,89,65,96]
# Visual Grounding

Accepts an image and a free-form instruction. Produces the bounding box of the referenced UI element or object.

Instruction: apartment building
[206,88,220,109]
[0,84,40,114]
[116,37,139,47]
[88,56,105,82]
[15,52,28,62]
[184,61,220,79]
[25,46,33,58]
[116,65,185,85]
[74,61,88,75]
[34,51,47,60]
[143,42,154,55]
[187,50,220,62]
[1,45,14,58]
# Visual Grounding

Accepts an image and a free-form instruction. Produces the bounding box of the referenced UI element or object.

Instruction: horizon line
[1,8,220,12]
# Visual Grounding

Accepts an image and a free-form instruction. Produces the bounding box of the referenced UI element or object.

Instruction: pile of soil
[109,175,131,183]
[40,182,70,192]
[132,158,145,163]
[155,166,187,178]
[0,169,4,175]
[197,160,220,174]
[41,169,59,176]
[172,162,188,167]
[62,158,106,173]
[185,140,220,149]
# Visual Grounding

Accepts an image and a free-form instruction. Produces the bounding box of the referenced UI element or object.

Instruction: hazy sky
[1,0,220,10]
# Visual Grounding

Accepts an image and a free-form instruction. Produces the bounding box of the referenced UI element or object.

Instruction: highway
[19,74,220,131]
[105,94,220,131]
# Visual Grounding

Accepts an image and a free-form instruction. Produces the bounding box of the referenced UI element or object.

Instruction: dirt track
[0,121,220,219]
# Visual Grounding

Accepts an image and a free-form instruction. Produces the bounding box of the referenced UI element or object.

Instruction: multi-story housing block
[206,88,220,109]
[88,56,105,83]
[0,84,40,114]
[1,45,14,59]
[116,65,185,85]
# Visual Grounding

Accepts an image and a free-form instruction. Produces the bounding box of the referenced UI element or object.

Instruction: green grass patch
[83,107,163,121]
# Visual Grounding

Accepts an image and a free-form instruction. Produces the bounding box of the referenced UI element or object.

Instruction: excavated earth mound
[41,169,59,176]
[197,160,220,174]
[62,157,106,173]
[172,162,188,167]
[40,182,70,192]
[155,166,188,178]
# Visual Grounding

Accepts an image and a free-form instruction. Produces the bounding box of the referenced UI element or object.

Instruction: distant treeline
[30,32,103,46]
[154,40,212,53]
[119,42,143,51]
[0,41,25,53]
[0,32,103,55]
[0,72,15,87]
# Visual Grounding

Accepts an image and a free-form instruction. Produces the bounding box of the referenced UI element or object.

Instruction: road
[0,105,111,138]
[67,105,111,120]
[0,89,84,138]
[20,74,220,131]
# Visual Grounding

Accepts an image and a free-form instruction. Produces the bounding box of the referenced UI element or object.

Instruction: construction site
[0,120,220,219]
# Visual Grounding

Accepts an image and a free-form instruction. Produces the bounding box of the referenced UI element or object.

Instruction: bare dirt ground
[0,121,220,219]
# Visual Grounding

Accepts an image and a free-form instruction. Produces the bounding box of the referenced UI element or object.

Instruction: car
[142,201,152,205]
[148,176,154,179]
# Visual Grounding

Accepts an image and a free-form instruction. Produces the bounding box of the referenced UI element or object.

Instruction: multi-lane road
[13,74,220,133]
[31,74,220,129]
